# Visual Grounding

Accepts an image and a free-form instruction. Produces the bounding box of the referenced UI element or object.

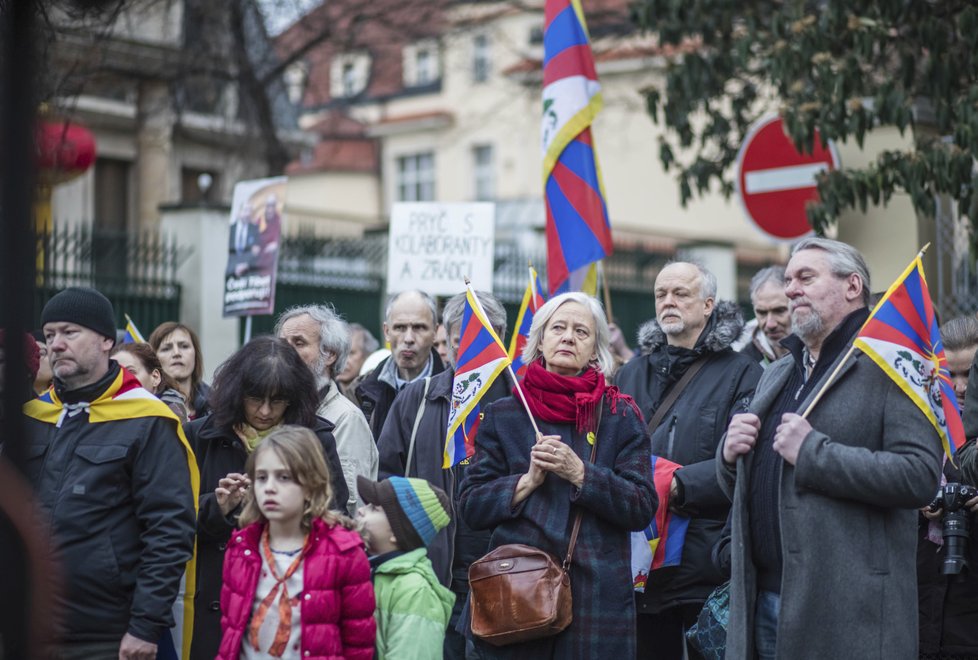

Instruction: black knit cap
[40,287,117,343]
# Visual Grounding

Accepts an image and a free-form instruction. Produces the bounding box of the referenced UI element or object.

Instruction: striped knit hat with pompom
[357,475,450,551]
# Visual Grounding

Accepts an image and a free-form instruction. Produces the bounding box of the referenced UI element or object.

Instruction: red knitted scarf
[518,360,620,433]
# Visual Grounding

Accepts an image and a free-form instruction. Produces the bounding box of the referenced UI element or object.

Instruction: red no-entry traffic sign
[735,114,840,241]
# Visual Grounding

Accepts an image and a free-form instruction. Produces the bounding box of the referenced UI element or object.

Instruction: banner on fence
[386,202,495,296]
[223,176,287,317]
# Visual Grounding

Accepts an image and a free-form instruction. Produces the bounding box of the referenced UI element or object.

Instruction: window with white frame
[330,52,371,98]
[403,40,441,87]
[472,145,495,200]
[472,33,490,83]
[397,152,436,202]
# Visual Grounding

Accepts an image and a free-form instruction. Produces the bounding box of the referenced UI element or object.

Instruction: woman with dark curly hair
[149,321,211,419]
[184,336,349,660]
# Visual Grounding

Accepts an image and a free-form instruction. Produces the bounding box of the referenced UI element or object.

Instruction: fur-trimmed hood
[636,299,745,355]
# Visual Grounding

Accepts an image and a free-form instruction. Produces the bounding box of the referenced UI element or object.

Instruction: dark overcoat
[615,301,761,613]
[458,393,656,659]
[184,414,348,660]
[717,339,942,659]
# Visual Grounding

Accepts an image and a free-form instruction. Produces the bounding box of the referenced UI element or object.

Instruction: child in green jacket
[356,475,455,660]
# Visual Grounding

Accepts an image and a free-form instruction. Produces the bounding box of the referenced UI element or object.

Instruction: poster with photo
[223,176,287,317]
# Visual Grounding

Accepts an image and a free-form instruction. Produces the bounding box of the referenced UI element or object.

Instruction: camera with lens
[928,482,978,575]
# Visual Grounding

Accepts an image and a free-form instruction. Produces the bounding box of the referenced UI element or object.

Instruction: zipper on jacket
[666,416,678,458]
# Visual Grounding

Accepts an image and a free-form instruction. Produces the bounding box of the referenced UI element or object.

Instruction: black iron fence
[34,223,183,335]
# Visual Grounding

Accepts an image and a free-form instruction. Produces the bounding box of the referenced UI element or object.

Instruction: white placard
[386,202,495,295]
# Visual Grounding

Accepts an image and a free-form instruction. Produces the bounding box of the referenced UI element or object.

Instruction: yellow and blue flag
[542,0,613,296]
[122,314,145,344]
[444,287,511,468]
[507,266,547,380]
[853,249,966,460]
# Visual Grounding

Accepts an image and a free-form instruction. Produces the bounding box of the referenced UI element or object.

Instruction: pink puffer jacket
[216,517,376,660]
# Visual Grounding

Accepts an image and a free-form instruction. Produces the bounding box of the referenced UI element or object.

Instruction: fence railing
[34,223,184,333]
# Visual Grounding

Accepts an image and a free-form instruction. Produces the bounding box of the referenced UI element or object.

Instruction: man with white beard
[616,261,761,659]
[276,304,378,513]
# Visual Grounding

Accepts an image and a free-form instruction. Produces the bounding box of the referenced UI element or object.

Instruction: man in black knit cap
[23,287,197,660]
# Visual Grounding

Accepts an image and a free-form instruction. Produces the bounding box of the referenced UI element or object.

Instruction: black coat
[615,301,762,614]
[356,348,446,441]
[184,414,348,660]
[916,463,978,657]
[23,364,197,644]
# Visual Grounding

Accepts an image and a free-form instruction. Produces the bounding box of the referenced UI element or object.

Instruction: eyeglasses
[244,395,290,409]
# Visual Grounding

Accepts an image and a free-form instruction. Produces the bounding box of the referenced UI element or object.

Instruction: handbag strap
[404,377,431,478]
[646,355,708,433]
[562,396,602,571]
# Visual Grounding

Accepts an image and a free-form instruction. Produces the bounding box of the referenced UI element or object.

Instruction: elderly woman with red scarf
[458,292,655,659]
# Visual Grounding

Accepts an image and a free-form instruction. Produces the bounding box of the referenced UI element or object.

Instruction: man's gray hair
[941,316,978,352]
[749,265,786,300]
[522,292,614,377]
[792,237,871,304]
[348,323,379,354]
[662,260,718,300]
[274,304,351,377]
[442,291,508,338]
[384,290,438,326]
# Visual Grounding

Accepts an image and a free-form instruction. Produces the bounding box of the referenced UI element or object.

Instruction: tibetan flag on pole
[631,455,689,592]
[508,266,547,379]
[123,314,145,344]
[853,246,966,460]
[445,286,512,468]
[542,0,613,296]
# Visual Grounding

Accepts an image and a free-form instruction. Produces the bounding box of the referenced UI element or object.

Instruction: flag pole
[464,277,541,436]
[599,260,614,323]
[799,344,856,419]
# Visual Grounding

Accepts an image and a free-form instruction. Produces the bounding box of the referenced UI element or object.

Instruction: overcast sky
[259,0,321,35]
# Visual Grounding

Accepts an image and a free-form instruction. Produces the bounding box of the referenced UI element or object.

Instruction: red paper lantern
[36,120,96,184]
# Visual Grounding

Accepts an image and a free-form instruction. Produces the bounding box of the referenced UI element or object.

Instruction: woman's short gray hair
[522,292,614,377]
[274,304,351,377]
[792,237,871,305]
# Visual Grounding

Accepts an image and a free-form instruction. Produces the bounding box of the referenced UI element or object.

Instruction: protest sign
[223,176,287,317]
[386,202,495,295]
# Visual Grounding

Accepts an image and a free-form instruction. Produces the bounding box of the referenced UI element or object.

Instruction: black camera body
[929,482,978,575]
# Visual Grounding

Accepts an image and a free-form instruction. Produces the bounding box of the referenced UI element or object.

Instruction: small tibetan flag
[123,314,145,344]
[853,248,966,460]
[631,455,689,592]
[507,266,547,380]
[444,286,511,467]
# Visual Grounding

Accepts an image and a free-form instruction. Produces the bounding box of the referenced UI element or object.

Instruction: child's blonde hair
[238,425,345,531]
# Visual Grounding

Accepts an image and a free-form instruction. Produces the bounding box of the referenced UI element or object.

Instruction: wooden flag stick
[463,277,541,436]
[800,344,857,419]
[599,260,614,323]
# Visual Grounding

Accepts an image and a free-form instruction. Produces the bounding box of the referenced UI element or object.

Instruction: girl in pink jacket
[215,425,376,660]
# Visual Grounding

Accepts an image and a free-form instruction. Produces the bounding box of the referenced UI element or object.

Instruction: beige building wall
[285,172,382,236]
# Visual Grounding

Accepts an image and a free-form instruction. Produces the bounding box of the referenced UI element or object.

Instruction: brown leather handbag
[467,408,600,646]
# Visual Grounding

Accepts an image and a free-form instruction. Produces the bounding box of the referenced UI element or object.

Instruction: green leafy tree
[632,0,978,236]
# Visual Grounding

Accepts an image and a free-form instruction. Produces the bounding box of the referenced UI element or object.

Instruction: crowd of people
[2,236,978,659]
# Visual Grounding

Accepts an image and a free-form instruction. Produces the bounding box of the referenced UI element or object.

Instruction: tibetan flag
[853,249,966,460]
[508,266,547,379]
[631,455,689,592]
[445,287,512,467]
[123,314,145,344]
[542,0,613,296]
